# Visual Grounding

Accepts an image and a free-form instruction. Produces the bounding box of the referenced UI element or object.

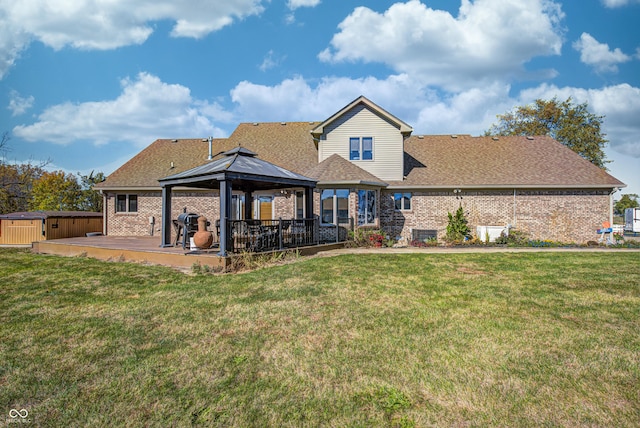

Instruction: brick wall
[381,189,611,244]
[104,191,219,239]
[105,188,611,244]
[273,193,294,219]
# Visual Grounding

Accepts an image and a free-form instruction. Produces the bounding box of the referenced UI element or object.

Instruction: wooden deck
[32,236,346,271]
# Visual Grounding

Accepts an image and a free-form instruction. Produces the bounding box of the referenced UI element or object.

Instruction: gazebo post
[218,179,232,257]
[305,186,315,242]
[160,185,173,247]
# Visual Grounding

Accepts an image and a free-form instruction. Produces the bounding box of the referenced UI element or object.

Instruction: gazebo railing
[225,218,319,254]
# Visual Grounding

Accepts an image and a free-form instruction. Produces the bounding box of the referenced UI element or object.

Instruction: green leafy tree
[30,170,82,211]
[0,163,47,213]
[78,171,105,212]
[0,131,54,214]
[614,194,639,216]
[486,97,608,168]
[445,205,471,242]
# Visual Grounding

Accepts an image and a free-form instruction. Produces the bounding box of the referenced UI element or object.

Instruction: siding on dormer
[318,104,404,182]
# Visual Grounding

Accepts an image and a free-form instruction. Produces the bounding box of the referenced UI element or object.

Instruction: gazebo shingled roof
[158,146,316,191]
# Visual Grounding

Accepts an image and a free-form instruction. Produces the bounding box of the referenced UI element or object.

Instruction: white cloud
[229,74,441,122]
[319,0,565,90]
[259,50,284,72]
[7,90,34,116]
[228,73,518,136]
[0,8,30,79]
[13,72,226,146]
[0,0,265,78]
[228,72,640,162]
[573,33,631,73]
[287,0,321,10]
[601,0,640,7]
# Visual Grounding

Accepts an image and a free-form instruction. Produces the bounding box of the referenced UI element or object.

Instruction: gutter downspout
[610,188,618,228]
[101,191,107,236]
[513,189,517,228]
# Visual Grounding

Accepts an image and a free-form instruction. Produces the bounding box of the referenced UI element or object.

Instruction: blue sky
[1,0,639,197]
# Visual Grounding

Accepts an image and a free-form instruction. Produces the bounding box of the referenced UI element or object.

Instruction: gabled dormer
[311,96,413,182]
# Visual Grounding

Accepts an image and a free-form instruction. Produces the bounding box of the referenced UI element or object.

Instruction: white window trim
[349,136,374,161]
[394,192,412,211]
[320,189,349,226]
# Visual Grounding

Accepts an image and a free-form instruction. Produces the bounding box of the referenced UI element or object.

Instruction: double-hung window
[394,192,412,211]
[357,190,377,226]
[115,194,138,213]
[349,137,373,161]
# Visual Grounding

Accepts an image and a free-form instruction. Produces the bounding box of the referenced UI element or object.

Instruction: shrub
[495,228,529,246]
[350,229,394,247]
[445,205,471,243]
[410,236,437,247]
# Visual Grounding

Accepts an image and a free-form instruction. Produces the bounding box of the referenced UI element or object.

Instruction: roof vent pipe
[207,136,213,160]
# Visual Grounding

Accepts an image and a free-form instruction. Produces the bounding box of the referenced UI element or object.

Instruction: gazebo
[158,147,317,256]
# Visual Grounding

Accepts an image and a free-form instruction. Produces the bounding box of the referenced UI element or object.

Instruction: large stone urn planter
[193,216,213,249]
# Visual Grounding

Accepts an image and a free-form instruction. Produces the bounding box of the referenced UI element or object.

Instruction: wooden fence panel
[46,218,103,240]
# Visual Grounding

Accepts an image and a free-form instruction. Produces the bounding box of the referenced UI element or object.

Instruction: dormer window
[349,137,373,161]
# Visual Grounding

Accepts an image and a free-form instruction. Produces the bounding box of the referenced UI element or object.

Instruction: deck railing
[223,218,316,253]
[220,217,353,254]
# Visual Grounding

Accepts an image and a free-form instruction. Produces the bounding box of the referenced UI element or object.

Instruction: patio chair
[291,219,308,246]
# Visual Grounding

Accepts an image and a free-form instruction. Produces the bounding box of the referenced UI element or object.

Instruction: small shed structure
[0,211,103,246]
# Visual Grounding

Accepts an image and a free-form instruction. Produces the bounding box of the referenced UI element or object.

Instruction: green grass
[1,248,639,427]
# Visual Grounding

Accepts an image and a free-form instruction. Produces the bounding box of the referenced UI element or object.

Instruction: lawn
[1,248,639,427]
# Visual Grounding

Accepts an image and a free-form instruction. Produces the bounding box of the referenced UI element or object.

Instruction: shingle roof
[158,146,316,190]
[307,154,388,187]
[96,122,319,190]
[97,123,625,191]
[224,121,320,175]
[391,134,625,189]
[95,138,222,189]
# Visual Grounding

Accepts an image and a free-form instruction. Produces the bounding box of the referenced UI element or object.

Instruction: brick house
[95,96,625,245]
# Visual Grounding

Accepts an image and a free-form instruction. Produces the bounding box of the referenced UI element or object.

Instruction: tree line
[0,132,104,214]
